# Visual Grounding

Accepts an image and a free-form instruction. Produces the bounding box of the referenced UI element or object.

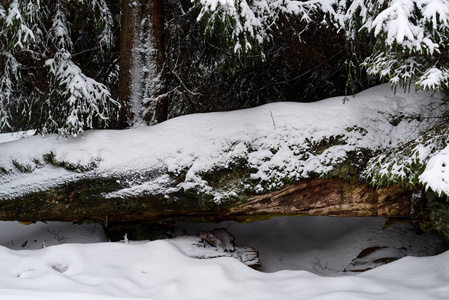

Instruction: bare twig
[270,111,276,129]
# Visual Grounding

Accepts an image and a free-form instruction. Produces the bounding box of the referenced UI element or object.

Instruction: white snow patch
[0,130,35,144]
[420,145,449,195]
[0,217,446,299]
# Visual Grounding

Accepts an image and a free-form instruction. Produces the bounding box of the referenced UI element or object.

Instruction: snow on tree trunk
[119,0,166,128]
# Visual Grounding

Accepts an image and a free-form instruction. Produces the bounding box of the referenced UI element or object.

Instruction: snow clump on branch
[196,0,449,91]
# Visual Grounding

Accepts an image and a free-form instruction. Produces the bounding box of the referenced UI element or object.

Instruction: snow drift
[0,236,448,300]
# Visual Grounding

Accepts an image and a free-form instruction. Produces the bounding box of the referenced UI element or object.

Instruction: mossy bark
[0,175,415,230]
[422,191,449,243]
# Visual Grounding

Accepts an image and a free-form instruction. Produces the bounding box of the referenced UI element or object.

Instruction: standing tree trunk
[118,0,167,129]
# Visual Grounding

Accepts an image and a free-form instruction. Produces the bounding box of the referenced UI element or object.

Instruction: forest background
[1,0,448,136]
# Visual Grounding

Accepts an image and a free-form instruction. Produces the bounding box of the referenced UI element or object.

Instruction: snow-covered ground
[0,217,447,299]
[174,217,446,274]
[0,130,35,144]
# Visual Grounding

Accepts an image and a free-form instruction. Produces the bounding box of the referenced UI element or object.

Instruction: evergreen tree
[195,0,449,92]
[362,0,449,92]
[0,0,119,137]
[2,0,448,136]
[164,2,354,118]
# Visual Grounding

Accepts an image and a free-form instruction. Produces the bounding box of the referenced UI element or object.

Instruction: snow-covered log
[0,85,443,228]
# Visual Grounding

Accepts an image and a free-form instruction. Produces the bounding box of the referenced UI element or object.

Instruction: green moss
[306,135,346,155]
[326,149,374,180]
[42,152,57,165]
[202,163,255,189]
[32,159,44,168]
[12,160,33,173]
[42,152,99,173]
[345,126,368,135]
[193,159,262,204]
[426,191,449,243]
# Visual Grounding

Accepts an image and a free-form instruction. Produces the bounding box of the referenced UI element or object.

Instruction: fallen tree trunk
[2,87,436,233]
[0,176,417,228]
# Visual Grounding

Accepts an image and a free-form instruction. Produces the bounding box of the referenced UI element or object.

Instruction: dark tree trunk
[118,0,167,128]
[118,0,135,128]
[142,0,167,124]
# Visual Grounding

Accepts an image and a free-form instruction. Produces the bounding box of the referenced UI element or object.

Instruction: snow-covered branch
[44,50,119,137]
[0,0,118,136]
[85,0,114,51]
[50,1,73,51]
[195,0,449,91]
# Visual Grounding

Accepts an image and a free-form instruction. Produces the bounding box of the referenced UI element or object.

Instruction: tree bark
[118,0,135,128]
[0,176,418,228]
[118,0,167,128]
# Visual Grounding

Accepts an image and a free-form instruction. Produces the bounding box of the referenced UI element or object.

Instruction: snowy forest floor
[0,217,447,299]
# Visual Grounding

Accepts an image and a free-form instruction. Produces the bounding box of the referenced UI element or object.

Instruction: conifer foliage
[196,0,449,92]
[1,0,448,137]
[0,0,119,137]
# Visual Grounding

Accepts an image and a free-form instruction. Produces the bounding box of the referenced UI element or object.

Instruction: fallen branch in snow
[185,228,261,268]
[118,227,261,268]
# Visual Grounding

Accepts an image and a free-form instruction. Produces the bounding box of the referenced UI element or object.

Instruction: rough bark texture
[0,176,417,229]
[229,179,413,218]
[118,0,167,128]
[118,0,135,128]
[141,0,167,124]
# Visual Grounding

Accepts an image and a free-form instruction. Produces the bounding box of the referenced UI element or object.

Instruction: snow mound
[0,239,448,299]
[420,145,449,196]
